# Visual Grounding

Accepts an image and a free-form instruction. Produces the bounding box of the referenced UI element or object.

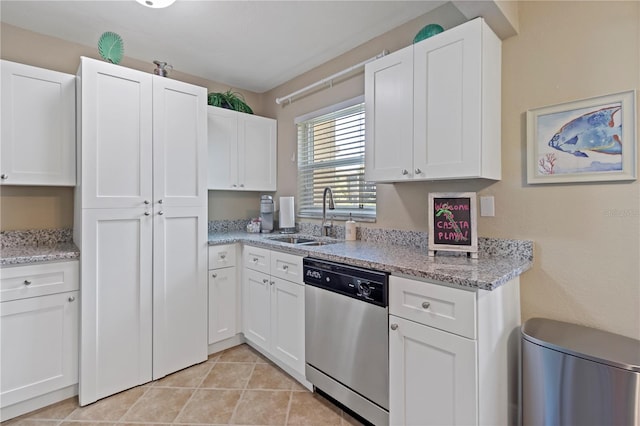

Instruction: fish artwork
[548,106,622,158]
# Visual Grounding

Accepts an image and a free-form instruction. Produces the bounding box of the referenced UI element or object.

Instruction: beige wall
[262,1,640,339]
[1,2,639,340]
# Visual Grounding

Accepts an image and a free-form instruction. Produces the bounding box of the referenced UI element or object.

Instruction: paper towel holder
[279,196,296,234]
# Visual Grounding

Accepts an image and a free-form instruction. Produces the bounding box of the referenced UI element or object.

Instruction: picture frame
[526,90,637,184]
[428,192,478,259]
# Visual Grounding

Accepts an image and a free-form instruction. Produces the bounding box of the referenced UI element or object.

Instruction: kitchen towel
[279,196,295,229]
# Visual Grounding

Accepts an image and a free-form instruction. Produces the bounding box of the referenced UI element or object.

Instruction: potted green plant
[207,90,253,114]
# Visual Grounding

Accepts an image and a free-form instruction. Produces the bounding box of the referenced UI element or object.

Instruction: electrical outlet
[480,196,495,217]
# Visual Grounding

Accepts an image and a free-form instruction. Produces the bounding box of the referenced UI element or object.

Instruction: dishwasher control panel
[303,258,388,307]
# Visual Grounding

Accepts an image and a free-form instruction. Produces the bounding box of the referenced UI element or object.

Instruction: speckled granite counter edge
[0,228,80,266]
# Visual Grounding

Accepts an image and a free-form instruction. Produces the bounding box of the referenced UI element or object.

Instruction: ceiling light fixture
[135,0,176,9]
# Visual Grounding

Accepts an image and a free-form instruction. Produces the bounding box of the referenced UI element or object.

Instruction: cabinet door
[79,57,153,208]
[153,206,208,379]
[208,267,237,344]
[79,208,153,406]
[207,106,238,189]
[1,60,75,186]
[242,268,271,352]
[413,19,482,179]
[1,291,78,407]
[389,315,477,426]
[270,277,305,374]
[364,45,414,182]
[153,77,207,207]
[239,114,277,191]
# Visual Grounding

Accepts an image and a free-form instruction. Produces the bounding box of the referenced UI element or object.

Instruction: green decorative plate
[413,24,444,43]
[98,32,124,64]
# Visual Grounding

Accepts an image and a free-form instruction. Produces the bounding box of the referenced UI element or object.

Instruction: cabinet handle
[422,301,431,309]
[158,211,164,215]
[253,257,258,263]
[232,184,237,188]
[390,323,399,331]
[270,281,275,286]
[144,211,151,216]
[144,200,150,205]
[220,254,226,259]
[415,168,422,175]
[211,273,218,278]
[401,169,409,175]
[23,279,32,286]
[68,296,75,302]
[282,265,288,271]
[263,278,269,284]
[1,174,8,180]
[240,184,245,188]
[158,199,163,204]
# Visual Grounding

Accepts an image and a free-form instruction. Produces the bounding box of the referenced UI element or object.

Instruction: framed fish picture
[527,90,636,184]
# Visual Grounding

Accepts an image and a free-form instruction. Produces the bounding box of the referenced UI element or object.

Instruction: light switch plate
[480,196,495,217]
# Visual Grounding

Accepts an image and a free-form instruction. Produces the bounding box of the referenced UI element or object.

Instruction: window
[297,97,376,220]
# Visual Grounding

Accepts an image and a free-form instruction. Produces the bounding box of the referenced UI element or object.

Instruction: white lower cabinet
[389,315,477,426]
[389,275,521,426]
[0,261,79,421]
[242,246,305,377]
[208,244,239,345]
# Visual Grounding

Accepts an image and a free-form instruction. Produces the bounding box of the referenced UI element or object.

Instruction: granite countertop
[208,231,533,291]
[0,242,80,266]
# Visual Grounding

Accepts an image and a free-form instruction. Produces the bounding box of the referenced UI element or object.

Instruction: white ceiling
[0,0,447,93]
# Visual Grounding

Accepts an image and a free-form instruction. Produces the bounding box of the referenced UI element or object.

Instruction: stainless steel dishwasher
[303,257,389,426]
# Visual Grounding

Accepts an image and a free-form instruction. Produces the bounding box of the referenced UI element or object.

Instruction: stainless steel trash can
[522,318,640,426]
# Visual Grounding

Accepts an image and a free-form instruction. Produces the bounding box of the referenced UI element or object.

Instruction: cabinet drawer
[389,275,476,339]
[0,261,79,302]
[208,244,237,269]
[270,251,303,284]
[243,245,270,274]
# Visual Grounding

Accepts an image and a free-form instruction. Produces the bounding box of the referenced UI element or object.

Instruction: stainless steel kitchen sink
[268,236,337,246]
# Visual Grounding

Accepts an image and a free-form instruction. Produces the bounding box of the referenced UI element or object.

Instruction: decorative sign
[428,192,478,258]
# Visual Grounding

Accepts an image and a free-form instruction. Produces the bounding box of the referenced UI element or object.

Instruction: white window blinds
[297,100,376,220]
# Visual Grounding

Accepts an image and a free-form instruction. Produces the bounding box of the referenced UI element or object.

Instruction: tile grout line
[170,359,216,424]
[227,359,258,425]
[113,382,153,423]
[283,388,294,426]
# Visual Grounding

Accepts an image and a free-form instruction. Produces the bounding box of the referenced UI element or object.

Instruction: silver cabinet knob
[23,279,32,286]
[270,281,275,286]
[158,211,164,215]
[144,211,151,216]
[401,169,409,175]
[158,199,163,204]
[253,257,258,263]
[68,296,75,302]
[1,174,8,180]
[232,184,237,188]
[283,265,288,271]
[263,278,269,284]
[422,301,431,309]
[390,323,399,331]
[220,254,226,259]
[240,184,245,188]
[144,200,150,205]
[211,272,218,278]
[415,168,422,174]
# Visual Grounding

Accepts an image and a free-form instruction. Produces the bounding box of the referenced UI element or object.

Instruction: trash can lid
[522,318,640,372]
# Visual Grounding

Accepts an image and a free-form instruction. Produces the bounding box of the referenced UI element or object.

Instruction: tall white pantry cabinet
[74,57,208,405]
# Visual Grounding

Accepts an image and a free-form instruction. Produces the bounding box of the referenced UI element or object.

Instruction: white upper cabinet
[208,106,277,191]
[78,58,153,209]
[1,60,76,186]
[365,18,501,182]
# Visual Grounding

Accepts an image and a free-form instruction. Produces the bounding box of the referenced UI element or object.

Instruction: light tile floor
[3,344,364,426]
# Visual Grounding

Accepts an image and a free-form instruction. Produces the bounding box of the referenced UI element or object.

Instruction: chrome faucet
[322,187,335,236]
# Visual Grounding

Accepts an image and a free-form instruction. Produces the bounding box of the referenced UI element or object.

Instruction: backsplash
[0,228,73,248]
[209,219,534,261]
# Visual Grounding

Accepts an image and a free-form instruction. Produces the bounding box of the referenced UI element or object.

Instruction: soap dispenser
[345,213,356,241]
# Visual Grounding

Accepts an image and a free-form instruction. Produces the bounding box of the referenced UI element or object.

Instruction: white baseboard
[208,334,245,355]
[0,384,78,422]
